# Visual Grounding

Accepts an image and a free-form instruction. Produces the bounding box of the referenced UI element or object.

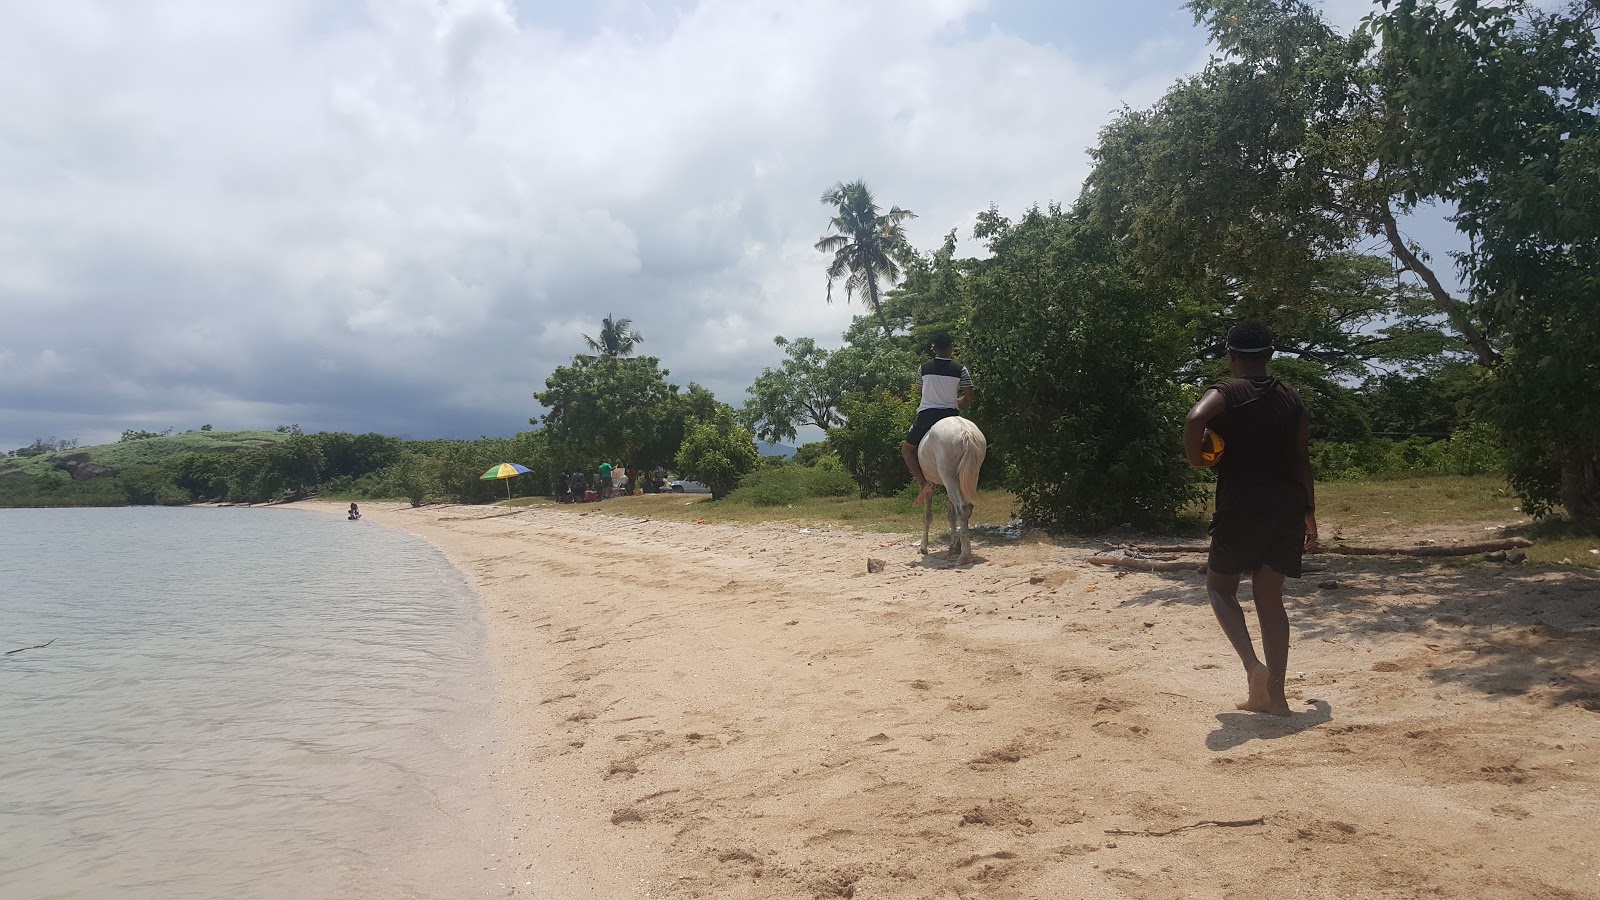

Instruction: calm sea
[0,507,508,900]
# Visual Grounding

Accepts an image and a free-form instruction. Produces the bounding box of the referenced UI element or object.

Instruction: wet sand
[314,498,1600,899]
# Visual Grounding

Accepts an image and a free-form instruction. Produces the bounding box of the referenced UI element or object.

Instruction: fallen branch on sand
[1087,555,1206,573]
[1105,816,1266,837]
[1104,538,1533,558]
[5,638,56,656]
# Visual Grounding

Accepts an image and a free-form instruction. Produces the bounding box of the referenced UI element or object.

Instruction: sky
[0,0,1447,450]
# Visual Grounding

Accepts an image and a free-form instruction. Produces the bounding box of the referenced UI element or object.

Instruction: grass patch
[1507,517,1600,568]
[0,430,288,478]
[1313,475,1523,531]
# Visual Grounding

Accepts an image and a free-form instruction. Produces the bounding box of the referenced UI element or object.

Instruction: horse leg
[958,502,975,564]
[922,491,933,556]
[946,493,961,556]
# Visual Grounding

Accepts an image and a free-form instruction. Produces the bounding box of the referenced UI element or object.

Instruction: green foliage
[725,462,857,507]
[791,443,833,467]
[120,428,173,442]
[536,355,690,472]
[966,207,1201,531]
[741,332,919,445]
[0,470,125,507]
[827,388,916,498]
[120,465,191,505]
[1310,424,1503,482]
[1370,0,1600,525]
[676,410,759,500]
[1359,364,1489,436]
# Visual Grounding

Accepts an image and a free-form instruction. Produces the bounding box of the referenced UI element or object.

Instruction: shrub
[727,464,859,506]
[1309,423,1505,481]
[828,389,916,497]
[677,413,759,500]
[965,209,1200,531]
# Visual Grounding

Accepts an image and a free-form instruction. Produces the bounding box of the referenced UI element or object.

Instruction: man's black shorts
[1208,509,1305,578]
[906,407,960,445]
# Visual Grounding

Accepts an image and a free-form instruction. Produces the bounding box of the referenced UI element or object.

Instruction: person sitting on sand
[902,332,974,506]
[347,503,361,521]
[1182,321,1318,717]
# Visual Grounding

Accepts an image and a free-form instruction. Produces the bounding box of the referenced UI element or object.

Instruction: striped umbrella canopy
[480,463,532,480]
[480,462,533,499]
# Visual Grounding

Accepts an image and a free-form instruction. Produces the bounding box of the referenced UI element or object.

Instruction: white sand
[312,498,1600,899]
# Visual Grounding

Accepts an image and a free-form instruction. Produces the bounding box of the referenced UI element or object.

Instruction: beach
[314,498,1599,899]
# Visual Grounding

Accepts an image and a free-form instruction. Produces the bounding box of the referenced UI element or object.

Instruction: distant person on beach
[347,503,361,521]
[556,471,570,503]
[1183,321,1317,717]
[652,465,667,493]
[902,332,974,506]
[598,461,613,500]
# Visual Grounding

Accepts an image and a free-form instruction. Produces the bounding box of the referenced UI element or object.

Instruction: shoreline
[290,498,1599,898]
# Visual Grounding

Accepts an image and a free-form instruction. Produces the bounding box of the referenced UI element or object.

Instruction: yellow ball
[1200,429,1226,467]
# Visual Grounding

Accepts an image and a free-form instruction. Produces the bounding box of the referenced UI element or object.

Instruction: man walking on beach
[1183,321,1317,717]
[902,332,974,506]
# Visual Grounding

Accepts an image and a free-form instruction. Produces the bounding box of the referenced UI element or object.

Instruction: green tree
[966,205,1200,531]
[582,314,644,359]
[1369,0,1600,526]
[740,332,918,445]
[816,180,918,335]
[826,387,917,497]
[120,428,172,442]
[1083,0,1489,369]
[536,355,680,467]
[314,432,404,482]
[676,408,759,500]
[120,465,189,505]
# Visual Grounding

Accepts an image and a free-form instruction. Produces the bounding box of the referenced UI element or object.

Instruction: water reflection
[0,507,503,900]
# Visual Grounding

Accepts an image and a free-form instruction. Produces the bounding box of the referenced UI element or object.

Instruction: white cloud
[0,0,1212,448]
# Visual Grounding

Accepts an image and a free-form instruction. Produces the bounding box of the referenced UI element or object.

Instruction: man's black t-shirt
[1207,376,1307,517]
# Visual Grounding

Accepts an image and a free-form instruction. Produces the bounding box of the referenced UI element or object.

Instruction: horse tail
[957,420,987,508]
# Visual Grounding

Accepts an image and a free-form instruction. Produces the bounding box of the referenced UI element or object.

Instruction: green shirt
[598,463,612,480]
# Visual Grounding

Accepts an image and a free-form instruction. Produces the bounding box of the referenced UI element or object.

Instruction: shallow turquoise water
[0,507,504,899]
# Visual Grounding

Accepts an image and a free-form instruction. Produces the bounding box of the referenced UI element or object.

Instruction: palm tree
[582,314,644,359]
[815,180,917,335]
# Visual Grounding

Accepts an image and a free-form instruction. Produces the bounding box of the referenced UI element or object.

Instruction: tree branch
[1375,201,1500,367]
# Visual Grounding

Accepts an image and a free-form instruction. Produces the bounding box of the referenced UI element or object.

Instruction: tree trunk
[1560,445,1600,530]
[866,277,892,337]
[1375,201,1500,368]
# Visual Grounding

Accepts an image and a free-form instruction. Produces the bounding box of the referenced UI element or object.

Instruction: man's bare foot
[1236,663,1291,716]
[913,481,934,506]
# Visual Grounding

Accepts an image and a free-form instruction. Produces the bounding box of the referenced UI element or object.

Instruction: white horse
[917,416,988,565]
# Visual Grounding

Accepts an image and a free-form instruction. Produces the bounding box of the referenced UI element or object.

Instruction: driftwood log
[1086,556,1206,573]
[1103,538,1533,558]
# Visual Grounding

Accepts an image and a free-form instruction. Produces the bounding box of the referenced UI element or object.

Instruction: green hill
[0,430,289,481]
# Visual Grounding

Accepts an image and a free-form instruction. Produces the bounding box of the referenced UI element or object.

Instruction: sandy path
[329,500,1599,899]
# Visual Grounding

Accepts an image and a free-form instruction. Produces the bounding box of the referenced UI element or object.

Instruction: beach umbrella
[480,462,533,499]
